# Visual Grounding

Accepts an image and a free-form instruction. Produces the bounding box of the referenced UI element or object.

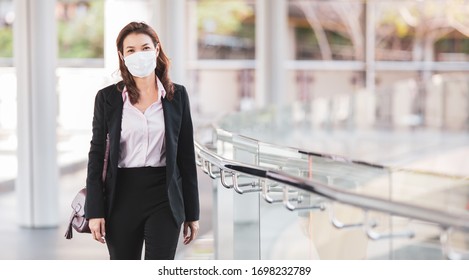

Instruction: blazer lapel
[162,96,182,184]
[104,85,123,177]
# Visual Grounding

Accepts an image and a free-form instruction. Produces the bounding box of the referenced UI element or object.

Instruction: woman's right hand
[89,218,106,244]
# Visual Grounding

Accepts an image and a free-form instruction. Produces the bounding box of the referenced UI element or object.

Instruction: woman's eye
[127,49,134,53]
[143,46,150,50]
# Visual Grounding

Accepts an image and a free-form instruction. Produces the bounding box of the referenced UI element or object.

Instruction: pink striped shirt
[118,78,166,168]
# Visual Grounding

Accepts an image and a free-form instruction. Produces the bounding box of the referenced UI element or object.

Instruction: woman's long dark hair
[116,22,174,103]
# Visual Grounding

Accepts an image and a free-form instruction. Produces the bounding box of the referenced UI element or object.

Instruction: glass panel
[232,134,260,259]
[210,89,469,258]
[213,128,235,259]
[187,0,255,60]
[57,0,104,59]
[386,168,469,259]
[390,169,469,216]
[375,0,469,62]
[288,0,364,61]
[0,0,13,62]
[308,156,390,196]
[255,136,395,259]
[259,181,324,259]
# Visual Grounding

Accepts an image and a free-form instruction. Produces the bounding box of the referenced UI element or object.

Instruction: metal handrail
[195,140,469,232]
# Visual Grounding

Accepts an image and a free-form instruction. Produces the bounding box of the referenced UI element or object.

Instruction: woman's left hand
[183,220,199,245]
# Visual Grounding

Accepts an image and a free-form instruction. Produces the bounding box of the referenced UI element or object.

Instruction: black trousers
[105,166,181,260]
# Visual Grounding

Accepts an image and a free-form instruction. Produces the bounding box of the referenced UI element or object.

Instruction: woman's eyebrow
[125,43,150,49]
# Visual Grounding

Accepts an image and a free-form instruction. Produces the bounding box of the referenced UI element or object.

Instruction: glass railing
[194,107,469,260]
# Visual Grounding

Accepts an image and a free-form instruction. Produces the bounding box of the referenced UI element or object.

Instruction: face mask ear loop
[154,45,159,68]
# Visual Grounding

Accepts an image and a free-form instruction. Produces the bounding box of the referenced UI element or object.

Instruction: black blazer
[84,83,199,226]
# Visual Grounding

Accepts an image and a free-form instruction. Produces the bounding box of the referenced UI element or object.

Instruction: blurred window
[289,0,363,61]
[375,0,469,62]
[0,0,104,66]
[189,0,255,60]
[57,0,104,59]
[0,0,14,61]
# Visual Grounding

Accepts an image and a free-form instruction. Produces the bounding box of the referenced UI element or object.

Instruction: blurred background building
[0,0,468,259]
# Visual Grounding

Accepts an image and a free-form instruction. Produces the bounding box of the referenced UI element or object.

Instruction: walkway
[0,132,214,259]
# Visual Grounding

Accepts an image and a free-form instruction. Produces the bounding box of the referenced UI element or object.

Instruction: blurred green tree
[197,0,253,36]
[0,26,13,57]
[58,0,104,58]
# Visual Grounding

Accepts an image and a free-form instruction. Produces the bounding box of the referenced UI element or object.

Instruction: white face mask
[124,51,157,78]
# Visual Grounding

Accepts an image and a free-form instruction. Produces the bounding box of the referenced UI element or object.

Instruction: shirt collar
[122,76,167,103]
[156,77,167,99]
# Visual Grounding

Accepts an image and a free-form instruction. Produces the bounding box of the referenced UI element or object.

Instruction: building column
[365,0,376,98]
[256,0,287,109]
[14,0,59,227]
[149,0,168,47]
[363,0,377,129]
[160,0,186,84]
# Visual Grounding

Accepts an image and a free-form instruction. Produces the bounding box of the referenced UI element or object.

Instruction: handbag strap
[101,133,110,183]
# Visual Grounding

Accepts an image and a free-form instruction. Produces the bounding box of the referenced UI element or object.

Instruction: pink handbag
[65,133,109,239]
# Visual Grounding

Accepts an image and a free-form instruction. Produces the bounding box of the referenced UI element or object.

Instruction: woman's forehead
[123,33,154,47]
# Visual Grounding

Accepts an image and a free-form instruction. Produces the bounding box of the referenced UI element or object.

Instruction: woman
[85,22,199,260]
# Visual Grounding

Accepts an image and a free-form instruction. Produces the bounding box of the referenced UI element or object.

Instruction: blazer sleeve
[176,86,200,222]
[84,90,106,219]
